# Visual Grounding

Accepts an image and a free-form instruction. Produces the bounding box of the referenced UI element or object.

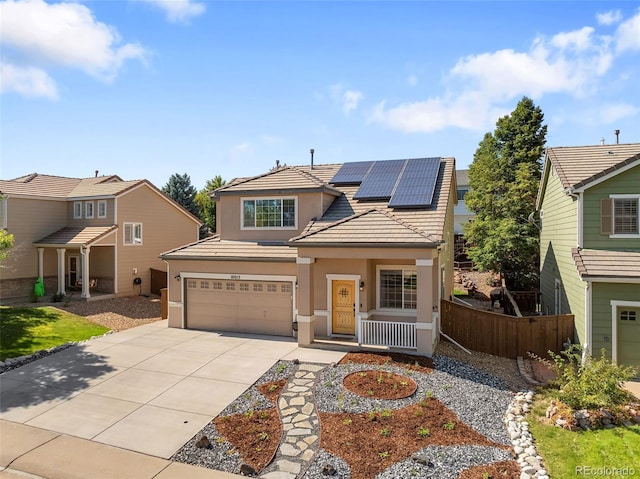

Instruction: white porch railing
[359,319,417,349]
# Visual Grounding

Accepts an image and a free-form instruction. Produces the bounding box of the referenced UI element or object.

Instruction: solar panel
[353,159,406,200]
[388,157,441,208]
[330,161,374,185]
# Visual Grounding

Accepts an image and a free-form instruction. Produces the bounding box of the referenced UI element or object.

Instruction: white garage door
[185,278,293,336]
[618,307,640,371]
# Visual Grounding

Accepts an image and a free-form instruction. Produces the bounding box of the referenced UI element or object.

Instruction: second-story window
[614,198,639,235]
[123,222,142,245]
[74,201,82,219]
[98,200,107,218]
[242,198,296,228]
[85,201,94,219]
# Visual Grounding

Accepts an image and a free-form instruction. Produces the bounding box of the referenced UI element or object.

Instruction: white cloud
[615,10,640,53]
[598,102,640,123]
[342,90,364,115]
[329,84,364,116]
[0,62,58,99]
[371,19,628,133]
[0,0,148,98]
[597,10,622,26]
[136,0,205,23]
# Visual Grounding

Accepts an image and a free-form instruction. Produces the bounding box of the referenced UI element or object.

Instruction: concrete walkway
[0,320,347,478]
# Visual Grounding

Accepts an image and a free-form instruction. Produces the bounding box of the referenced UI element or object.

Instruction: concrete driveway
[0,320,347,477]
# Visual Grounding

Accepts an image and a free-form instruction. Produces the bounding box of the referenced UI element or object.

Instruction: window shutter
[600,198,613,235]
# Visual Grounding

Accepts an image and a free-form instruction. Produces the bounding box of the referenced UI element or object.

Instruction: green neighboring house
[536,143,640,370]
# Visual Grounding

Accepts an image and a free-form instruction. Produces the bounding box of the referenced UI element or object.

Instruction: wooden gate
[150,268,167,296]
[440,299,574,359]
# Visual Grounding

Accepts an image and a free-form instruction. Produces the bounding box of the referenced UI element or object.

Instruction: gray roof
[572,248,640,280]
[456,169,469,187]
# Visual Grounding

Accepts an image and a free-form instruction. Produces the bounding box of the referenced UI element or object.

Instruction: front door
[68,255,80,288]
[332,279,355,335]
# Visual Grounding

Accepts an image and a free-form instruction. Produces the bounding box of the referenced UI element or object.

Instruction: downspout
[583,280,592,364]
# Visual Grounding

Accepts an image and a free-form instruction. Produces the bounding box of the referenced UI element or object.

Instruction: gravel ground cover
[173,350,522,478]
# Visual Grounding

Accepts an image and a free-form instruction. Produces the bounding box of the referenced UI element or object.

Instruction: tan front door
[332,279,355,335]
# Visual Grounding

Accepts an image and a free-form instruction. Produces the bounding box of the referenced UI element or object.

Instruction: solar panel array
[388,158,440,208]
[329,157,441,208]
[329,161,374,184]
[353,159,405,200]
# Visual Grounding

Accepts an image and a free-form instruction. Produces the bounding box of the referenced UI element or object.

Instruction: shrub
[547,344,637,410]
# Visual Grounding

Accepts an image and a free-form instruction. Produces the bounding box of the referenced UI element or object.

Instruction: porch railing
[359,319,417,350]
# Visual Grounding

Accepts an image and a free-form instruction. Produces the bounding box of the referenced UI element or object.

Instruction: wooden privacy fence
[440,299,574,359]
[150,268,168,296]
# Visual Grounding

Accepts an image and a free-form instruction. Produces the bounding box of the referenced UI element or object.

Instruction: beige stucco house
[0,173,201,301]
[161,157,456,356]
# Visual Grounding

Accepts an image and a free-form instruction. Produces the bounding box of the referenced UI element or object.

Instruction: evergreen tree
[162,173,200,219]
[195,175,225,238]
[463,97,547,290]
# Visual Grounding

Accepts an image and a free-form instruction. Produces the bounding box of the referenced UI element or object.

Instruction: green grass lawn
[529,394,640,478]
[0,306,110,360]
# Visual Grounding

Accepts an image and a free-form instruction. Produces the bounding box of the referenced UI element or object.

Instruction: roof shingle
[572,248,640,280]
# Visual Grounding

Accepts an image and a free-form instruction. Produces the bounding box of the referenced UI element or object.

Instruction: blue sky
[1,1,639,190]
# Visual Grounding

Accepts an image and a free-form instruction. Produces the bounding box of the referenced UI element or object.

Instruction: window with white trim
[85,201,94,219]
[379,268,417,310]
[123,222,142,245]
[97,200,107,218]
[73,201,82,219]
[613,198,638,235]
[242,198,296,228]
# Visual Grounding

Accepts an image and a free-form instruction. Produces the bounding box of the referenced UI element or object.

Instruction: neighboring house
[453,169,474,267]
[453,169,474,235]
[0,173,201,301]
[537,143,640,370]
[161,157,456,356]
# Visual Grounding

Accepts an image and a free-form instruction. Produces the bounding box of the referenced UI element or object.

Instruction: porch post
[416,258,434,356]
[296,257,315,346]
[56,248,66,295]
[80,246,91,299]
[37,248,44,279]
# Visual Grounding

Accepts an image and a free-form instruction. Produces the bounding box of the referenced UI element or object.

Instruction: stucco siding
[591,282,640,360]
[2,197,67,281]
[115,185,199,296]
[218,192,324,242]
[583,165,640,250]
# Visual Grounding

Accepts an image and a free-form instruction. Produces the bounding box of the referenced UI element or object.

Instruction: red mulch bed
[343,370,417,399]
[339,351,434,374]
[458,460,521,479]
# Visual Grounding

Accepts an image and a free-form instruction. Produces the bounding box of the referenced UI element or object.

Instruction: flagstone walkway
[260,364,323,478]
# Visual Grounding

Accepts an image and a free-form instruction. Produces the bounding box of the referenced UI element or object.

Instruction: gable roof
[291,157,454,246]
[212,164,342,198]
[0,173,202,225]
[289,209,438,246]
[572,248,640,281]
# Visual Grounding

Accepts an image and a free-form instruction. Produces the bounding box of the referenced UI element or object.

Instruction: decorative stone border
[505,391,549,479]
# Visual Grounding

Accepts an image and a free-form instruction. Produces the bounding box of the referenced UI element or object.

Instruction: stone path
[260,364,323,479]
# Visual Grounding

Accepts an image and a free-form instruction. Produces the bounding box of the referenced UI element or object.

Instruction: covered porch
[33,226,118,300]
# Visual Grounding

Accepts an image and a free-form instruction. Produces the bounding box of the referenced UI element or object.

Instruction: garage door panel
[186,279,292,336]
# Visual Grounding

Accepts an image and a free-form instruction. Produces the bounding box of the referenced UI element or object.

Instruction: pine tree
[463,97,547,290]
[162,173,200,219]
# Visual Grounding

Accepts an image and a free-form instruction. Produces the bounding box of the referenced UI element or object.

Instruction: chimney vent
[614,129,620,144]
[310,149,315,170]
[600,138,605,146]
[95,170,99,177]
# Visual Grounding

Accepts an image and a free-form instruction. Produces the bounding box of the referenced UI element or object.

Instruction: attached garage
[185,277,294,336]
